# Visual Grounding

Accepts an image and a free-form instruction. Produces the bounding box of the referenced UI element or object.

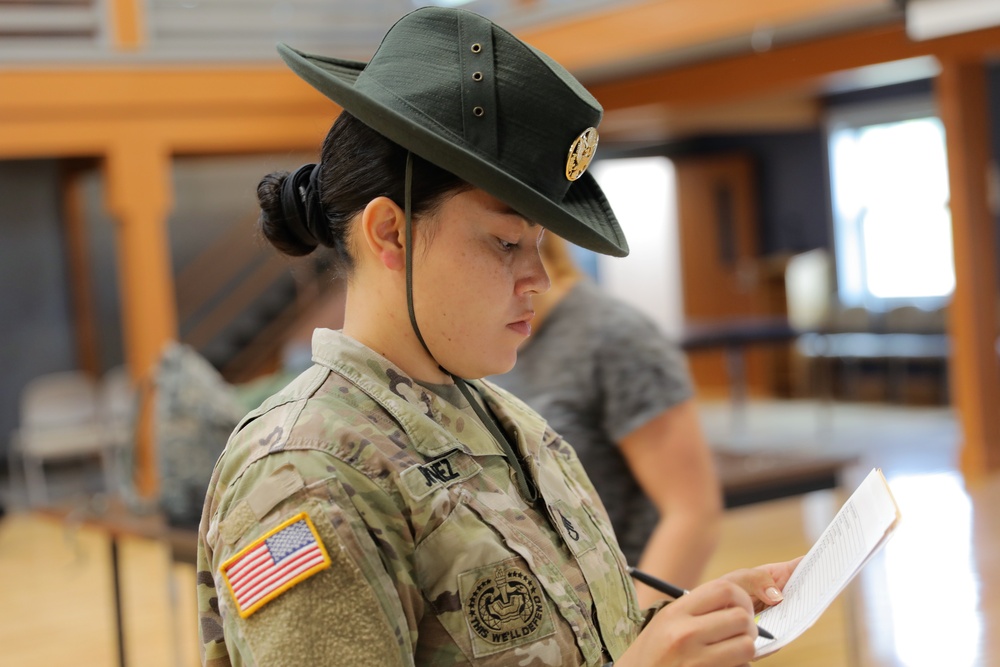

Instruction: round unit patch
[466,565,546,646]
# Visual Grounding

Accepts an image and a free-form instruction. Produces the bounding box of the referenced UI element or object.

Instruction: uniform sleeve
[596,310,694,444]
[198,448,412,667]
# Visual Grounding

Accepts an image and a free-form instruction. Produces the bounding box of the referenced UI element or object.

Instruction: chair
[883,305,948,334]
[830,305,871,333]
[8,371,115,506]
[882,306,950,403]
[100,367,135,443]
[98,365,142,501]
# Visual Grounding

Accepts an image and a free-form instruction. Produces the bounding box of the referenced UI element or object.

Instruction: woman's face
[411,187,550,379]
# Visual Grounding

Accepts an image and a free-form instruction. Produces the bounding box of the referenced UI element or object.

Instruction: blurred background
[1,0,999,665]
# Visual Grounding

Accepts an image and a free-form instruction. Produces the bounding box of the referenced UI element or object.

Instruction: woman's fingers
[721,568,782,613]
[695,633,757,667]
[677,578,755,617]
[695,605,759,646]
[767,556,804,589]
[721,556,804,612]
[670,581,759,655]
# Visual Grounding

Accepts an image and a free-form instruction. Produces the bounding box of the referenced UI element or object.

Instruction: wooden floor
[0,512,200,667]
[2,399,998,667]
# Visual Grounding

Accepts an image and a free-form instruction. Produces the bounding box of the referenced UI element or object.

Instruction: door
[674,153,785,398]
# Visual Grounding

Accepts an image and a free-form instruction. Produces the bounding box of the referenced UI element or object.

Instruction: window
[590,156,684,339]
[827,98,954,310]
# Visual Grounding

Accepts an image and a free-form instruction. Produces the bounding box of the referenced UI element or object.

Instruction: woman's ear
[358,196,406,271]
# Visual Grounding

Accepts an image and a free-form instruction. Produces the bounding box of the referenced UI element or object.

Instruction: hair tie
[280,163,321,247]
[305,163,330,245]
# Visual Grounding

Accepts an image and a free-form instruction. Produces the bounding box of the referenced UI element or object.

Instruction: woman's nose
[517,250,550,296]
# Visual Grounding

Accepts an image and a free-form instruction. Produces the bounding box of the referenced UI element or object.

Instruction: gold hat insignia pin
[565,127,599,181]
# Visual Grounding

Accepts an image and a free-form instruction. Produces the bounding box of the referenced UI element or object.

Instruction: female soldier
[197,7,797,667]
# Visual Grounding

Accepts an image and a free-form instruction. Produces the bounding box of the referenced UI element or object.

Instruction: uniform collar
[311,328,545,460]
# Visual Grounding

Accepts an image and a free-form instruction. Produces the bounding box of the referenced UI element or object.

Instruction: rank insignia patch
[220,512,331,618]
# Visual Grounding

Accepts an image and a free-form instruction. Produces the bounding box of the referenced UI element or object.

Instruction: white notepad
[754,467,901,659]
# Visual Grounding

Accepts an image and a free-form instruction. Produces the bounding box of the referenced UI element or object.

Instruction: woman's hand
[721,557,803,614]
[616,579,758,667]
[615,558,803,666]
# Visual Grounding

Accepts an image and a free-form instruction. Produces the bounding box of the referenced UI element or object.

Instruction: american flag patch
[220,512,331,618]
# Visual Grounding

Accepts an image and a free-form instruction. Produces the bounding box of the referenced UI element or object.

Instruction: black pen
[626,566,775,641]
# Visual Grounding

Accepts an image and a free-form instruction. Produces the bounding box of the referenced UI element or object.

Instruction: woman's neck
[342,286,454,384]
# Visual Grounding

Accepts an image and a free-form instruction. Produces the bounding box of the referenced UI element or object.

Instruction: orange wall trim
[0,114,335,160]
[0,68,340,160]
[589,22,1000,112]
[520,0,894,76]
[0,68,334,122]
[109,0,145,51]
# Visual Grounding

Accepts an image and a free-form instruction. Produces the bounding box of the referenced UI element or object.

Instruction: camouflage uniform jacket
[198,329,644,666]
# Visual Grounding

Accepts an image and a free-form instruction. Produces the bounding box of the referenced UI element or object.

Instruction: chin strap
[453,376,538,503]
[405,151,434,361]
[402,151,537,503]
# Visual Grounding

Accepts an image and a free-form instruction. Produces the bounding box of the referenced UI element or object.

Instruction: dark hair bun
[257,170,319,257]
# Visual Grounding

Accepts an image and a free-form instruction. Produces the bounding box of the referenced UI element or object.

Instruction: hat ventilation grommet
[457,13,498,154]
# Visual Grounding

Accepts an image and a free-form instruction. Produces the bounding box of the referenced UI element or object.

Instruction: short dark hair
[257,112,468,276]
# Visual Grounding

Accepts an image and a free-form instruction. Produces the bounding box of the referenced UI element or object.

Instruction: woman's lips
[507,318,532,337]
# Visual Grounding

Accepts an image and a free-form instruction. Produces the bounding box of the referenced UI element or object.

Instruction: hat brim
[277,43,628,258]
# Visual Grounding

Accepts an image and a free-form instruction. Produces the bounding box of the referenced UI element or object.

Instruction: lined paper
[754,468,900,658]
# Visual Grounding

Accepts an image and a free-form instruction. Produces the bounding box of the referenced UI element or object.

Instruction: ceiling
[3,0,904,69]
[0,0,657,63]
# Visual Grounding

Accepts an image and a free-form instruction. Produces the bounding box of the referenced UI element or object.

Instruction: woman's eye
[499,238,518,251]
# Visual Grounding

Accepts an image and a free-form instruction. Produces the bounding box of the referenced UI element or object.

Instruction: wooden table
[714,449,853,508]
[681,317,800,431]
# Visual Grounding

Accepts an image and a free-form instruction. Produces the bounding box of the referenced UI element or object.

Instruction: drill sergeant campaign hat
[276,5,629,258]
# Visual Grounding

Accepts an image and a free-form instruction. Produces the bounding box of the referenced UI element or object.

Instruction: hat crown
[354,7,603,200]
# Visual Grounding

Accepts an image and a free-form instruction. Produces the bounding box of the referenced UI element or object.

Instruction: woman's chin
[488,352,519,378]
[454,352,518,380]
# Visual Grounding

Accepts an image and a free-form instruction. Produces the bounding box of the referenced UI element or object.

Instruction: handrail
[173,214,337,384]
[221,278,326,383]
[175,217,262,323]
[180,252,291,350]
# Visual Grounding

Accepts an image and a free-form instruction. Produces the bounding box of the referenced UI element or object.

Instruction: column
[103,136,177,497]
[936,58,1000,477]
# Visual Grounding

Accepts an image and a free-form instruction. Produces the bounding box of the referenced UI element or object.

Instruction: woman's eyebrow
[496,203,538,227]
